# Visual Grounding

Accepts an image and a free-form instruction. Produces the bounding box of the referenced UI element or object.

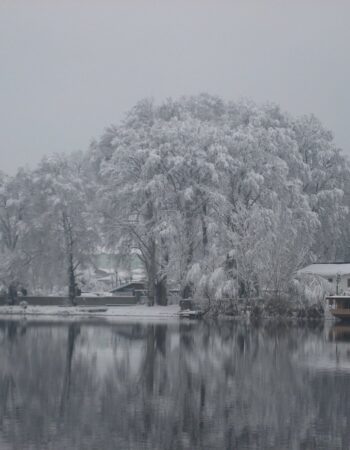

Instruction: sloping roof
[111,281,146,293]
[299,263,350,277]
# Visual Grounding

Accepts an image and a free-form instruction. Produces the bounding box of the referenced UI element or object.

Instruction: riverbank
[0,300,330,322]
[202,297,328,321]
[0,304,181,319]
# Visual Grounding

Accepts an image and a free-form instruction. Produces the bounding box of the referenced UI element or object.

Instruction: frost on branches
[0,94,349,309]
[90,95,350,307]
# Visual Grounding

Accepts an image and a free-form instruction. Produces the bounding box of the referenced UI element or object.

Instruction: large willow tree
[91,94,350,305]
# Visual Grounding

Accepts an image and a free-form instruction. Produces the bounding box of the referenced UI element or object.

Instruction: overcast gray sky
[1,0,350,174]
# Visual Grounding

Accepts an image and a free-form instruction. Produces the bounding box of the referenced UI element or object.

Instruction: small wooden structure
[327,295,350,320]
[179,310,203,319]
[178,299,204,319]
[110,282,145,293]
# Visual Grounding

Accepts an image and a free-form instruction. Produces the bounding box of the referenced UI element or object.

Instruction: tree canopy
[1,94,349,305]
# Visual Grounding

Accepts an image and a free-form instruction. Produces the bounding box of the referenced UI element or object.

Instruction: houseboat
[327,295,350,320]
[299,263,350,292]
[298,263,350,321]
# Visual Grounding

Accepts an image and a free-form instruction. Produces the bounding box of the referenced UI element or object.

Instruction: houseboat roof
[110,281,146,293]
[299,263,350,277]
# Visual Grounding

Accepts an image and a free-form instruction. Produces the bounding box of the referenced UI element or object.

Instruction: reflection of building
[323,324,350,372]
[300,324,350,373]
[329,324,350,342]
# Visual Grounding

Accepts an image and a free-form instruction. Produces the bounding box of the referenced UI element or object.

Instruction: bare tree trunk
[155,236,168,306]
[155,273,167,306]
[201,202,208,254]
[7,282,17,306]
[147,239,156,305]
[62,211,77,306]
[181,206,194,299]
[68,252,76,305]
[142,195,159,306]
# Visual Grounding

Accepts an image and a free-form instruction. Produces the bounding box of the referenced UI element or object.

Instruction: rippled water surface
[0,318,349,450]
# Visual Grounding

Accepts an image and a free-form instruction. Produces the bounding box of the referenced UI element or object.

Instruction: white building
[298,263,350,294]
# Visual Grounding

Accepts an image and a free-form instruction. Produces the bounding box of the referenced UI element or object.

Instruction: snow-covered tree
[1,94,344,308]
[0,170,35,298]
[31,153,98,303]
[92,94,350,306]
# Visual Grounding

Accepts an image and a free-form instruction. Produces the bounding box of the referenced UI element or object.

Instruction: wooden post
[336,273,341,295]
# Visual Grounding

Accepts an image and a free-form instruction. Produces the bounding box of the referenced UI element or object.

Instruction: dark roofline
[313,262,350,265]
[110,281,146,293]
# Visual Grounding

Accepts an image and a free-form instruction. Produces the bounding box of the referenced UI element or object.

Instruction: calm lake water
[0,318,349,450]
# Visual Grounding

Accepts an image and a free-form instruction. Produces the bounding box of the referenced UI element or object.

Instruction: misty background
[1,0,349,174]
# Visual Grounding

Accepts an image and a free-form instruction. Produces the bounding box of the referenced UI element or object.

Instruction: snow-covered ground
[0,304,181,319]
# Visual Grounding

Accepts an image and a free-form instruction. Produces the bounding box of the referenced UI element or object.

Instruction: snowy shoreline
[0,304,181,319]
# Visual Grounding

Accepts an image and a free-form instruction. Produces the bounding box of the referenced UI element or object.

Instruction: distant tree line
[1,94,349,305]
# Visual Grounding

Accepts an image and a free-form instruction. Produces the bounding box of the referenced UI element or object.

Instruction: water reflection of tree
[0,320,349,449]
[59,323,80,415]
